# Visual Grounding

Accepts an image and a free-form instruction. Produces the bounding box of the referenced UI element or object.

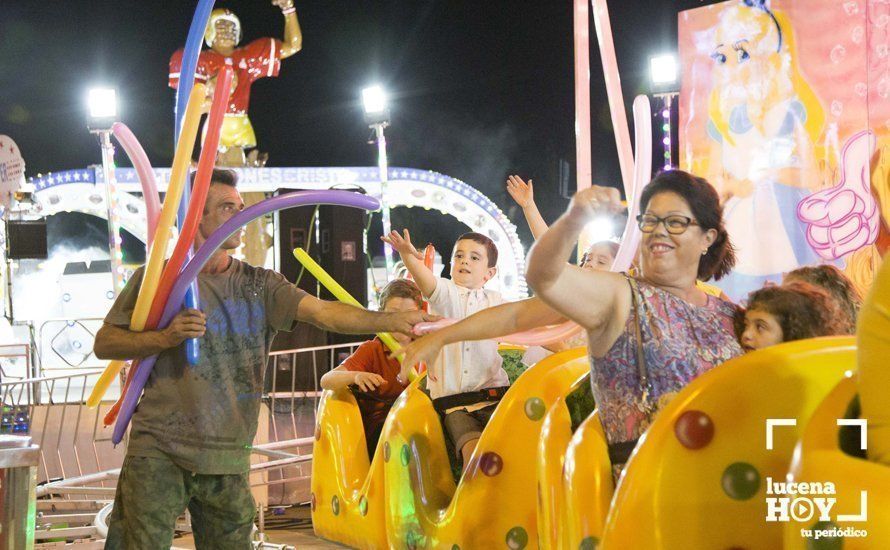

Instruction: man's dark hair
[190,168,238,187]
[455,232,498,267]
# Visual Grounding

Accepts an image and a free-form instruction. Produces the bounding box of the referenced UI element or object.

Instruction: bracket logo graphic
[763,418,868,538]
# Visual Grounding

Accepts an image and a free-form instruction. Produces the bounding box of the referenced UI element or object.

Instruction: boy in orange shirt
[320,279,421,458]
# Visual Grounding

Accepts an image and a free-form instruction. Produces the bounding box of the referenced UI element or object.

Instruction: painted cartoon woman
[705,0,826,299]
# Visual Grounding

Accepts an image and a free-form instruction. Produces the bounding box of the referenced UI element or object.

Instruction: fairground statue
[169,1,302,265]
[169,0,302,167]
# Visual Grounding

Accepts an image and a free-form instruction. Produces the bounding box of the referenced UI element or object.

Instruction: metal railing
[1,339,364,545]
[251,341,363,501]
[1,368,119,487]
[0,343,31,382]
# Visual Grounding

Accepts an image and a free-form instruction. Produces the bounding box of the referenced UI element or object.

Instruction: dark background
[1,0,720,265]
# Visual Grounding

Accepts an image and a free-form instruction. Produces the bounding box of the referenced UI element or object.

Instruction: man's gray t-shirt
[104,258,306,474]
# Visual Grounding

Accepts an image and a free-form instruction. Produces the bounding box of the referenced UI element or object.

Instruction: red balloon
[103,66,234,426]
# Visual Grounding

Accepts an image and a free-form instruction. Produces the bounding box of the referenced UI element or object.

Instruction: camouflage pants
[105,454,255,550]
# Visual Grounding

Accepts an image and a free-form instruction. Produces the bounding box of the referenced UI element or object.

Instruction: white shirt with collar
[425,277,509,400]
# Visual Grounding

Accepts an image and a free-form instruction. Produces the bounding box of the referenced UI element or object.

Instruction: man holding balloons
[94,169,437,549]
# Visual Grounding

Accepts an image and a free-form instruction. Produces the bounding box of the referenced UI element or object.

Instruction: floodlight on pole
[362,85,387,114]
[87,87,119,130]
[361,84,394,280]
[86,86,125,293]
[649,54,679,170]
[362,85,390,126]
[649,54,678,87]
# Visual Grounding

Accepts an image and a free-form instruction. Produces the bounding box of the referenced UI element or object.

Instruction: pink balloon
[499,321,583,346]
[413,317,583,347]
[111,122,161,247]
[573,0,593,192]
[611,95,653,273]
[592,0,635,197]
[412,318,458,336]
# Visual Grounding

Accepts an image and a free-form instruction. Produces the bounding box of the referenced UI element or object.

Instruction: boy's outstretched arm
[381,229,438,296]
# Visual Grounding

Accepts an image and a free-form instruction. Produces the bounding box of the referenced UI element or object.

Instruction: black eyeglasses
[636,214,699,235]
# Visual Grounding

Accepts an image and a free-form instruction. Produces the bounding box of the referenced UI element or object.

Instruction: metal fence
[0,339,363,547]
[0,343,32,382]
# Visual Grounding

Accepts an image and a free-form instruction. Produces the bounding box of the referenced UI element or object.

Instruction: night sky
[1,0,719,261]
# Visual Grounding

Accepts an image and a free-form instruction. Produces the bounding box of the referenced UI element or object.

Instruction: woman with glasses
[525,170,742,468]
[401,170,742,469]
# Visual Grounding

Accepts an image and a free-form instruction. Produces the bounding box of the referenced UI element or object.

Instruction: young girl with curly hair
[740,281,849,351]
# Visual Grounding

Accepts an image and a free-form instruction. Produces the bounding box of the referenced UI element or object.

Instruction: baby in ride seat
[319,279,421,458]
[382,229,509,471]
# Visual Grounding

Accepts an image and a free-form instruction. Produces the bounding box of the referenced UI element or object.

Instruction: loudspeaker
[276,190,368,305]
[6,219,48,260]
[316,204,367,306]
[275,189,370,350]
[276,201,320,295]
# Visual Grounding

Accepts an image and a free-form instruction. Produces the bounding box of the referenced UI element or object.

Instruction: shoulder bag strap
[625,275,654,416]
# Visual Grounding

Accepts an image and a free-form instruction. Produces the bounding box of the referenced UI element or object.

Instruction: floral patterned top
[589,277,742,446]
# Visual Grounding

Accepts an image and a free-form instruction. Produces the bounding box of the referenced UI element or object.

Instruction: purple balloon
[112,190,380,443]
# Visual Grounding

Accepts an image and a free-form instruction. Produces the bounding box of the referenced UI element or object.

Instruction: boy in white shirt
[382,229,509,469]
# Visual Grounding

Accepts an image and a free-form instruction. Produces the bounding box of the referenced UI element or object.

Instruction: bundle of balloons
[86,1,381,445]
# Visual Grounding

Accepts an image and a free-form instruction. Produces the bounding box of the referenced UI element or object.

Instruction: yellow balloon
[130,84,205,331]
[87,360,127,408]
[87,84,206,408]
[292,247,401,354]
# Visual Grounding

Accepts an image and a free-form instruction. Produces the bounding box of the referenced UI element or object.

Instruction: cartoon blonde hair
[706,1,824,150]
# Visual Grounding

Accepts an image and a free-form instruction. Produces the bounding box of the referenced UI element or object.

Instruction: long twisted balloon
[86,84,206,409]
[101,66,233,427]
[110,123,161,247]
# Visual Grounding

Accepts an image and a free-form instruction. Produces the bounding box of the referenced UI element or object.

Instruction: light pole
[649,54,679,171]
[87,87,125,295]
[362,85,394,279]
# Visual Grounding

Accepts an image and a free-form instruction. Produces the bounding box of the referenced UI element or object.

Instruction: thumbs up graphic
[797,131,880,260]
